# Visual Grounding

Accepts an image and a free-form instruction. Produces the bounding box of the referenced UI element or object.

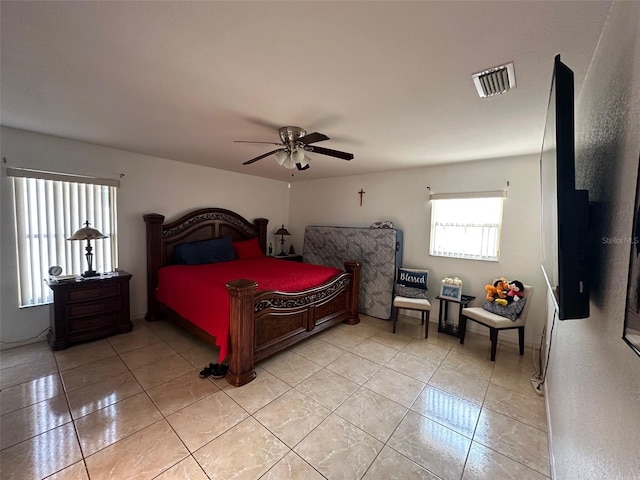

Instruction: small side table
[436,294,476,337]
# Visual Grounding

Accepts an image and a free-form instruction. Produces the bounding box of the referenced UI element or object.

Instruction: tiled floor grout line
[2,317,549,479]
[64,330,225,478]
[244,333,427,479]
[77,338,544,479]
[352,329,549,477]
[260,333,458,480]
[126,354,198,479]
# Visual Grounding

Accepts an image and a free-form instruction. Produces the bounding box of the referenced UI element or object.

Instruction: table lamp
[68,220,108,277]
[274,224,291,256]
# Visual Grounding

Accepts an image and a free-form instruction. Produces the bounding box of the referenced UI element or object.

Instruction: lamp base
[82,270,100,278]
[277,252,287,257]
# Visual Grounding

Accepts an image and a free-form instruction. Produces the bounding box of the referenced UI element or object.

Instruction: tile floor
[0,315,550,480]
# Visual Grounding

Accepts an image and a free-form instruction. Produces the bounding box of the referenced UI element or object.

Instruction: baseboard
[544,387,556,478]
[0,331,49,350]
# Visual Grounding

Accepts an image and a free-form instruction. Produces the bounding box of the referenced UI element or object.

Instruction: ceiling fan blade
[296,163,311,171]
[305,115,342,132]
[244,116,285,131]
[298,132,329,145]
[234,140,282,145]
[307,145,354,160]
[242,149,283,165]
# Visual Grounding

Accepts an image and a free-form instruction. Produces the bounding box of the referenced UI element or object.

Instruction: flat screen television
[540,55,590,320]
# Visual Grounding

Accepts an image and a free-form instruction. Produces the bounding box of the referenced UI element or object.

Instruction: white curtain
[11,174,118,306]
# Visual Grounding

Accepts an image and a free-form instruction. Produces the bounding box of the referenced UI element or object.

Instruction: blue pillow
[397,269,428,290]
[174,237,236,265]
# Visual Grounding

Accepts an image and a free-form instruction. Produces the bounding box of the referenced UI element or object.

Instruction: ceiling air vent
[472,62,516,98]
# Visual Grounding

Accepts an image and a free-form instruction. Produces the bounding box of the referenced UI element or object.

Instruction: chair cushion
[393,296,431,311]
[482,298,527,321]
[462,307,526,328]
[394,284,428,299]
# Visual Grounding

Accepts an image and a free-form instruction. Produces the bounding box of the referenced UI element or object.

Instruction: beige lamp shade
[67,221,108,277]
[67,226,108,241]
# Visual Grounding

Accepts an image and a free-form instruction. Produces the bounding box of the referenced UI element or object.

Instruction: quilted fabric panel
[303,226,401,319]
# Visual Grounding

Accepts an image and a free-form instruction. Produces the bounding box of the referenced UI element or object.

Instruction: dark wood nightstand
[45,271,133,350]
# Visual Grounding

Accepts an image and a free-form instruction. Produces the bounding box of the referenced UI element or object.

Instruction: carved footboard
[226,260,361,386]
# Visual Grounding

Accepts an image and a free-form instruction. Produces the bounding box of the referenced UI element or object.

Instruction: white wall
[0,127,290,346]
[289,154,545,347]
[545,2,640,479]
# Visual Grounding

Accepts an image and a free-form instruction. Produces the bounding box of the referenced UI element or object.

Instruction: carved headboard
[143,208,268,320]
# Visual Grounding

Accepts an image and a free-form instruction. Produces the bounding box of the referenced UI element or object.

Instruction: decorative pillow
[396,268,428,290]
[174,236,235,265]
[395,284,428,299]
[482,298,527,321]
[233,237,265,259]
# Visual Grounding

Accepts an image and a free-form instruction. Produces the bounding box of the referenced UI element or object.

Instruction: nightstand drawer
[67,284,120,303]
[68,313,121,338]
[67,298,121,319]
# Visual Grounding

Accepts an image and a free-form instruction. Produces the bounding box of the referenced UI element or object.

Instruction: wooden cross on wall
[358,189,366,206]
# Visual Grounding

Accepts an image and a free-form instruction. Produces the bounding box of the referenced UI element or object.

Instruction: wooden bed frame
[144,208,361,386]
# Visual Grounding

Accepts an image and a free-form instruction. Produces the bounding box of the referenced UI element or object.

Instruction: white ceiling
[1,1,612,182]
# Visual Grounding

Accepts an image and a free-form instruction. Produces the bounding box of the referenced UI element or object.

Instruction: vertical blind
[429,192,505,261]
[11,175,118,307]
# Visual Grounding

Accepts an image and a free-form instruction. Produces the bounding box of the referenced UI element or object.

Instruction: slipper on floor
[199,363,216,378]
[210,363,229,379]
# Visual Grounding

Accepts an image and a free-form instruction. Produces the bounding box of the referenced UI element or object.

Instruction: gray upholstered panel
[303,226,402,319]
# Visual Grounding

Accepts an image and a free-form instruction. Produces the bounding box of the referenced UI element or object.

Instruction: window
[429,191,505,261]
[9,168,119,307]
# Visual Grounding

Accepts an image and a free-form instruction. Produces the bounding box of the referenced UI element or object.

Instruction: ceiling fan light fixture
[291,149,305,163]
[282,155,296,170]
[275,151,288,166]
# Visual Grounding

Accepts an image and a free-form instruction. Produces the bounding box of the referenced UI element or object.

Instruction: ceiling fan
[235,126,354,170]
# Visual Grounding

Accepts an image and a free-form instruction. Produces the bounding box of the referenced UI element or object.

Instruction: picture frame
[439,284,462,302]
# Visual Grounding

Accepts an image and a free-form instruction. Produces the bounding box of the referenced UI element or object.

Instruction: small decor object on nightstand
[439,277,463,301]
[48,265,63,277]
[289,244,296,255]
[275,224,291,257]
[68,220,107,277]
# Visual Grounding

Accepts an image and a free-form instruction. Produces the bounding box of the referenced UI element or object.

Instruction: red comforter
[156,257,343,362]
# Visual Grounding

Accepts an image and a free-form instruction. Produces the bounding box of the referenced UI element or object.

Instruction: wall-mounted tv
[540,55,590,320]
